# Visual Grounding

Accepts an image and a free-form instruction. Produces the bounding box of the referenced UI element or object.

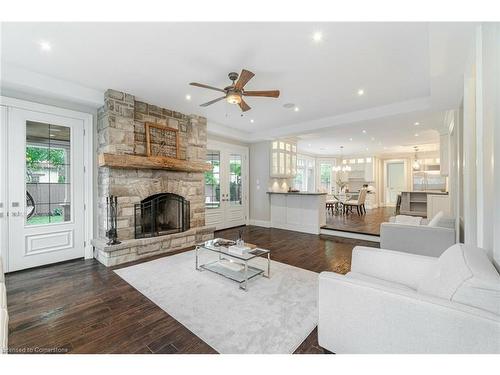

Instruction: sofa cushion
[427,211,444,227]
[0,283,6,309]
[0,257,4,283]
[346,272,415,292]
[417,244,471,299]
[392,215,423,225]
[418,244,500,314]
[0,308,7,354]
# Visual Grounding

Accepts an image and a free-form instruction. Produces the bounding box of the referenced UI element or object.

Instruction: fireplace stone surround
[92,89,214,266]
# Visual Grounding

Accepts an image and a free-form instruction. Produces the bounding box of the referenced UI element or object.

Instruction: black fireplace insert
[134,193,190,239]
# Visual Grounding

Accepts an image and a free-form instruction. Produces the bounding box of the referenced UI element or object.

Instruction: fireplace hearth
[135,193,190,239]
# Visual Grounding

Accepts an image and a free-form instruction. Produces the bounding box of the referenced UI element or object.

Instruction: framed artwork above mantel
[145,122,179,158]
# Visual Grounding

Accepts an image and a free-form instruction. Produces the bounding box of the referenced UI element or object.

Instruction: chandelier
[412,146,421,170]
[332,146,351,172]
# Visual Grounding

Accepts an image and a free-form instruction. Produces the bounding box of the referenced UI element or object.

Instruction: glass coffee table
[195,238,271,291]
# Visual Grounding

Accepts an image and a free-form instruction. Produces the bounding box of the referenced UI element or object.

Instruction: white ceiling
[1,22,475,152]
[297,110,443,156]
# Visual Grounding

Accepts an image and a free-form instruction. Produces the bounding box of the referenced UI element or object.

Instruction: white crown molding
[207,97,434,143]
[207,121,253,141]
[247,97,432,141]
[0,64,104,108]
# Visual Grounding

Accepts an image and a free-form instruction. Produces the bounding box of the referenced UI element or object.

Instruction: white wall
[249,141,271,224]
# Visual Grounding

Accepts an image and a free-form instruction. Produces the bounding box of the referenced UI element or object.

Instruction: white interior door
[205,143,248,231]
[7,108,85,271]
[385,161,406,205]
[224,151,245,228]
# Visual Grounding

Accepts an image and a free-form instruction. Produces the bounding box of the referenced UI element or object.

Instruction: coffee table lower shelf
[199,260,265,290]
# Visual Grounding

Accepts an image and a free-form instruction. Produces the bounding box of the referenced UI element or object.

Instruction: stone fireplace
[91,89,214,266]
[134,193,190,239]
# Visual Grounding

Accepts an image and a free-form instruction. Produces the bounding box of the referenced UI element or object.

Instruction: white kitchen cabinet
[270,140,297,178]
[342,156,376,182]
[364,157,375,182]
[427,194,451,218]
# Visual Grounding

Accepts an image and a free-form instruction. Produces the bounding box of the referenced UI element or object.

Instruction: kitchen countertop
[401,191,448,194]
[266,191,327,195]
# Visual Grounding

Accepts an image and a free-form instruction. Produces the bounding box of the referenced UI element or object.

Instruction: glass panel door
[8,108,85,271]
[205,150,220,209]
[204,146,247,230]
[229,154,242,206]
[26,121,72,225]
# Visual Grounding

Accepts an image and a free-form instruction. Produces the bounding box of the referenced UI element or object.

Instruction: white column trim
[475,25,485,248]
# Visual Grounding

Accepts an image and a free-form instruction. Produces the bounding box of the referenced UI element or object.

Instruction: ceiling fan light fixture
[190,69,279,112]
[226,92,242,105]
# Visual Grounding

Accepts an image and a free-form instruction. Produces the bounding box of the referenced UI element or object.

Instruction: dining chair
[343,188,367,215]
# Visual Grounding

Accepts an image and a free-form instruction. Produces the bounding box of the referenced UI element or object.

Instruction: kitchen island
[267,192,327,234]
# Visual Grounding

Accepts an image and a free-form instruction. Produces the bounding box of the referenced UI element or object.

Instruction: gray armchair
[380,217,456,257]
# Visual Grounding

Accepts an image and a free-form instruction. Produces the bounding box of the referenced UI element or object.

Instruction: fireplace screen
[134,193,190,239]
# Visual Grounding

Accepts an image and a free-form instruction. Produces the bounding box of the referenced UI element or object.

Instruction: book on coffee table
[248,248,268,256]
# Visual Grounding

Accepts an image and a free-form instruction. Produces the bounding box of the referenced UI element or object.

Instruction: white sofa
[318,244,500,353]
[0,257,7,354]
[380,214,455,257]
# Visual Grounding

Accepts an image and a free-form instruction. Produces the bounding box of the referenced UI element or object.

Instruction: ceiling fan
[189,69,280,112]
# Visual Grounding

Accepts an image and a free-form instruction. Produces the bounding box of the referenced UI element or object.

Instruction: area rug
[114,250,319,354]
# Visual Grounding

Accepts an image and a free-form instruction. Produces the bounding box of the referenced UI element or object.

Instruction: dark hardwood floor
[323,206,395,236]
[5,226,378,354]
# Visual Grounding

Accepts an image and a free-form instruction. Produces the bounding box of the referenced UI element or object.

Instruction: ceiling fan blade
[239,99,251,112]
[190,82,225,93]
[243,90,280,98]
[200,96,226,107]
[234,69,255,90]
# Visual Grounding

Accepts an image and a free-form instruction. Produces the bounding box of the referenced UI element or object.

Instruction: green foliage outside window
[230,161,242,204]
[26,146,65,170]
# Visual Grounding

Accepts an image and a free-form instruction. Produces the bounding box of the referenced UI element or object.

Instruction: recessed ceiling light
[294,106,300,112]
[414,133,419,137]
[312,31,323,42]
[308,144,311,147]
[365,147,369,151]
[349,138,353,141]
[383,146,388,150]
[371,137,375,141]
[39,41,51,51]
[414,122,420,126]
[357,89,365,96]
[362,130,367,134]
[250,119,254,123]
[185,94,191,101]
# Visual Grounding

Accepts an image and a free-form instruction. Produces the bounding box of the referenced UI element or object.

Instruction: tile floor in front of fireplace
[5,226,378,354]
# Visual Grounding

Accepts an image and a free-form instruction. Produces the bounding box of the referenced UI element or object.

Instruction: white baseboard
[248,219,272,228]
[320,228,380,243]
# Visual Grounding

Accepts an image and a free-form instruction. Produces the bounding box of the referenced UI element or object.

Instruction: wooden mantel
[98,153,211,173]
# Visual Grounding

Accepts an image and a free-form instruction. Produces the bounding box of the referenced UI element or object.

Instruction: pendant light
[412,146,421,170]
